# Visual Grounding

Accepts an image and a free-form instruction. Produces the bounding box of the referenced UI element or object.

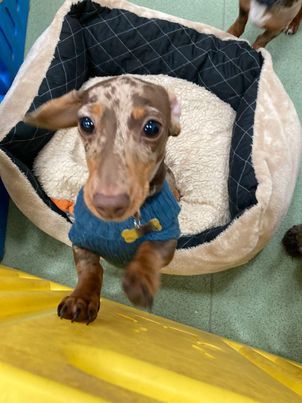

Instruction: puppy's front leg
[285,6,302,35]
[227,2,249,37]
[252,28,281,49]
[123,240,177,308]
[58,246,103,324]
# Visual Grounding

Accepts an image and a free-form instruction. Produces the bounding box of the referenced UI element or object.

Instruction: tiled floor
[3,0,302,362]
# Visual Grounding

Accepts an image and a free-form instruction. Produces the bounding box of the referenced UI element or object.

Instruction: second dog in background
[228,0,302,48]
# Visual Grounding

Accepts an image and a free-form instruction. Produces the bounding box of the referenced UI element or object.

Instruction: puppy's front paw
[57,292,100,324]
[123,264,159,308]
[282,225,302,257]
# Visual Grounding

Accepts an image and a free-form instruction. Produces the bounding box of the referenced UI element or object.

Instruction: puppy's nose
[93,193,130,218]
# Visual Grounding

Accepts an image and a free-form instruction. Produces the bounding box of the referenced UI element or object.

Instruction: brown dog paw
[284,21,300,35]
[57,293,100,324]
[282,225,302,257]
[227,26,241,37]
[227,22,246,38]
[122,265,159,308]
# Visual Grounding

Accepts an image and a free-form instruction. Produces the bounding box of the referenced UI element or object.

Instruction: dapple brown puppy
[228,0,302,48]
[25,76,181,324]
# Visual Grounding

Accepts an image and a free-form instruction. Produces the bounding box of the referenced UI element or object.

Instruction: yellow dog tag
[121,218,162,243]
[121,228,140,243]
[149,218,162,231]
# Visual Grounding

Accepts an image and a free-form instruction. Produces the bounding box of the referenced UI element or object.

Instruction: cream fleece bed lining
[33,75,235,236]
[0,0,301,275]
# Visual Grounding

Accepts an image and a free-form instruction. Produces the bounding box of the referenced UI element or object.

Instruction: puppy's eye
[79,117,95,134]
[143,120,161,137]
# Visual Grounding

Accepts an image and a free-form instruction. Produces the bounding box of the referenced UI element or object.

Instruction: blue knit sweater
[69,181,181,267]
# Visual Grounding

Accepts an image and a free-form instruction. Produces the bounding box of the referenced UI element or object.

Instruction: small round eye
[143,120,161,137]
[79,117,95,134]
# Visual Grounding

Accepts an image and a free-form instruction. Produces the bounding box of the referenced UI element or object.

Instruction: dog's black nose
[93,192,130,218]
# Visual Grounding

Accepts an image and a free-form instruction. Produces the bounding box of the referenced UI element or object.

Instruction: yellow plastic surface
[0,264,301,402]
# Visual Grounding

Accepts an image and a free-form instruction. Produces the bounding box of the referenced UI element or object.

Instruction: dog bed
[33,74,235,235]
[0,0,301,275]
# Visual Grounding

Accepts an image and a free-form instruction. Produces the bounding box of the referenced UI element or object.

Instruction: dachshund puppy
[25,76,181,323]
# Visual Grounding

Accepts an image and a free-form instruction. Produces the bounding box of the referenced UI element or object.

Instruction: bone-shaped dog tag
[121,218,162,243]
[121,228,140,243]
[149,218,162,231]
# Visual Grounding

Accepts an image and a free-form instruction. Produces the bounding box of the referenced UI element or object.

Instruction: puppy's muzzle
[92,192,130,219]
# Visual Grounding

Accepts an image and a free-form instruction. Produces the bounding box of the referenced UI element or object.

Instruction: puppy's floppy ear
[24,90,83,130]
[168,92,181,137]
